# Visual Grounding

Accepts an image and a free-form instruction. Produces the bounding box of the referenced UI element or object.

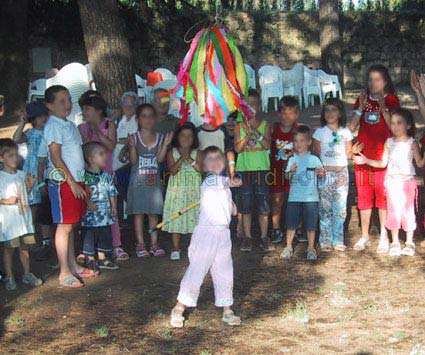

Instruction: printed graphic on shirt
[138,153,158,175]
[365,111,380,125]
[275,140,294,161]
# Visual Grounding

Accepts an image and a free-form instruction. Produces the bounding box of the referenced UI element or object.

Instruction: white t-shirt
[0,170,35,242]
[113,115,138,170]
[312,126,353,167]
[386,137,415,178]
[44,115,84,182]
[197,126,229,152]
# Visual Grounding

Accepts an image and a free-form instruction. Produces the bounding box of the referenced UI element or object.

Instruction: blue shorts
[285,201,318,231]
[237,171,270,215]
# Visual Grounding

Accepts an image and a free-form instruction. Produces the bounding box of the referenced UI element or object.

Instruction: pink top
[79,119,114,174]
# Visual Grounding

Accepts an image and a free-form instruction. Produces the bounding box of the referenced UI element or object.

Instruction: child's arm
[192,150,201,172]
[346,140,353,160]
[13,116,28,144]
[128,134,138,165]
[110,196,117,217]
[312,138,321,156]
[353,142,388,168]
[349,91,367,132]
[157,132,173,163]
[25,174,36,193]
[93,121,117,151]
[252,121,271,150]
[412,140,425,168]
[234,122,251,153]
[0,196,19,205]
[226,150,236,177]
[167,149,183,176]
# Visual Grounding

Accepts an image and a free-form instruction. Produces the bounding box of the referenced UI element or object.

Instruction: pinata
[174,24,252,127]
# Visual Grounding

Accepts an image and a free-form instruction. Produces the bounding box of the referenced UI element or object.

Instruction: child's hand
[128,134,136,148]
[316,167,326,178]
[163,132,174,146]
[4,196,19,205]
[87,200,98,211]
[241,121,251,136]
[70,181,87,200]
[229,173,242,187]
[25,174,36,191]
[358,90,367,111]
[290,163,297,172]
[411,70,422,95]
[111,207,117,218]
[351,142,364,155]
[353,153,368,165]
[19,115,28,125]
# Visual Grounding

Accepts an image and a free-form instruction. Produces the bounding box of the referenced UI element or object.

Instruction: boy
[0,139,43,290]
[44,85,88,288]
[270,96,299,244]
[234,89,273,252]
[280,126,324,261]
[81,141,119,272]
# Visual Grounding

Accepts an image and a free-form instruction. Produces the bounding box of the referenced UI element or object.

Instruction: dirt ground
[2,88,425,354]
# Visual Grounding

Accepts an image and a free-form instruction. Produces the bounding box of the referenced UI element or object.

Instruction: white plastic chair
[154,68,177,81]
[281,63,304,107]
[27,78,47,102]
[318,70,343,100]
[258,65,284,112]
[46,63,90,124]
[303,66,322,107]
[135,74,147,103]
[244,64,256,89]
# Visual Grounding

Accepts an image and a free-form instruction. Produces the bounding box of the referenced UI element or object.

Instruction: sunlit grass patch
[281,301,309,323]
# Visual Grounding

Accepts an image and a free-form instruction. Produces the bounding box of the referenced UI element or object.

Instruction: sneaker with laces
[261,237,275,252]
[270,229,283,244]
[22,273,43,287]
[306,248,317,261]
[239,238,252,252]
[280,246,293,259]
[5,276,17,291]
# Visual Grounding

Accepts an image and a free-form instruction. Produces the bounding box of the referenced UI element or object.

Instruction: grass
[95,326,110,338]
[5,315,24,325]
[159,328,173,340]
[281,300,309,323]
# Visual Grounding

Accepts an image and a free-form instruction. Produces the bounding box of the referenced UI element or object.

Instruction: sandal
[150,244,166,257]
[321,245,332,252]
[389,242,401,257]
[98,258,119,270]
[59,276,84,288]
[78,267,99,278]
[333,244,347,252]
[353,237,371,251]
[222,309,241,326]
[113,247,129,261]
[401,242,415,257]
[376,238,390,254]
[136,244,150,258]
[170,306,185,328]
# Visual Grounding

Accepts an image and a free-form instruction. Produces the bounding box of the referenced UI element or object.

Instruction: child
[13,102,48,232]
[163,123,202,261]
[0,139,43,290]
[349,64,400,253]
[78,96,127,261]
[81,142,119,271]
[170,146,241,328]
[44,85,88,288]
[198,121,231,152]
[354,108,424,256]
[234,89,273,252]
[280,125,324,261]
[312,98,353,251]
[127,104,173,257]
[270,96,299,243]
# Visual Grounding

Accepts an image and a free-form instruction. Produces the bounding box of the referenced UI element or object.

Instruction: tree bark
[78,0,136,109]
[0,0,29,118]
[319,0,343,89]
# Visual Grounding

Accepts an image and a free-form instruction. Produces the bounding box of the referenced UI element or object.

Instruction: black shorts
[81,226,113,256]
[237,171,270,215]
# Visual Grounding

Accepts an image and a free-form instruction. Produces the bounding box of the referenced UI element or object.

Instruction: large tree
[319,0,343,89]
[78,0,136,109]
[0,0,29,117]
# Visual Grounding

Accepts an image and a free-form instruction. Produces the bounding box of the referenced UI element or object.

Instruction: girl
[313,98,353,252]
[170,146,241,328]
[13,102,48,239]
[354,108,424,256]
[127,104,173,257]
[163,122,202,261]
[349,64,400,253]
[78,96,128,261]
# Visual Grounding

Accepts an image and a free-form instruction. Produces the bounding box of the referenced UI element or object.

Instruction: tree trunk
[78,0,136,109]
[319,0,343,89]
[0,0,29,118]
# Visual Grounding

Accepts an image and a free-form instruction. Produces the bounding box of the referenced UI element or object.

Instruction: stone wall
[34,11,425,88]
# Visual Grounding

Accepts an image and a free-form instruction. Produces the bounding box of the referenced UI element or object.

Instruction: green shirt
[236,120,270,172]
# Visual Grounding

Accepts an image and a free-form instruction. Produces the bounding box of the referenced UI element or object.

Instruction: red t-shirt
[354,93,400,170]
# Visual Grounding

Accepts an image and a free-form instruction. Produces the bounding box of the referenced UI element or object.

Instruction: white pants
[177,225,234,307]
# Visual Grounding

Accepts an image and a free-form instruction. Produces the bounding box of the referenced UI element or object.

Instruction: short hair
[120,91,139,107]
[201,145,225,172]
[82,141,105,164]
[81,96,108,117]
[78,90,102,109]
[248,88,261,101]
[320,98,347,127]
[391,108,416,137]
[136,103,156,118]
[278,96,299,111]
[171,122,199,150]
[0,138,18,156]
[293,124,311,137]
[45,85,69,104]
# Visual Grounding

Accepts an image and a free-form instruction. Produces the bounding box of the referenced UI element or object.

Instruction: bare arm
[128,134,138,166]
[226,150,236,177]
[13,117,27,143]
[353,142,388,168]
[157,132,173,164]
[312,138,321,156]
[251,122,271,149]
[93,121,117,151]
[346,140,353,160]
[412,141,425,168]
[234,123,250,153]
[167,149,183,176]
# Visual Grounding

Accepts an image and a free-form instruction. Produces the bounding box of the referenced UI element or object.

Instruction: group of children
[2,63,425,328]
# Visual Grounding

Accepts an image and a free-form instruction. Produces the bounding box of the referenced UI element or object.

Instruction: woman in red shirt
[349,64,400,253]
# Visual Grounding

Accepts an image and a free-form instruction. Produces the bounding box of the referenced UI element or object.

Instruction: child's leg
[307,231,316,250]
[318,182,333,247]
[258,214,268,239]
[271,192,284,230]
[172,233,181,251]
[134,214,145,245]
[82,227,96,261]
[68,227,83,274]
[406,231,414,245]
[332,175,349,246]
[286,230,296,248]
[360,209,372,239]
[30,205,41,240]
[285,202,301,249]
[18,247,30,274]
[148,214,159,246]
[3,247,15,278]
[111,220,122,248]
[390,229,400,244]
[242,214,252,239]
[55,223,76,280]
[304,202,318,250]
[97,226,113,260]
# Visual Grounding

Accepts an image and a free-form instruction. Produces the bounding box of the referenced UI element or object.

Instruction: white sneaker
[5,276,17,291]
[22,273,43,286]
[170,250,181,261]
[222,310,241,326]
